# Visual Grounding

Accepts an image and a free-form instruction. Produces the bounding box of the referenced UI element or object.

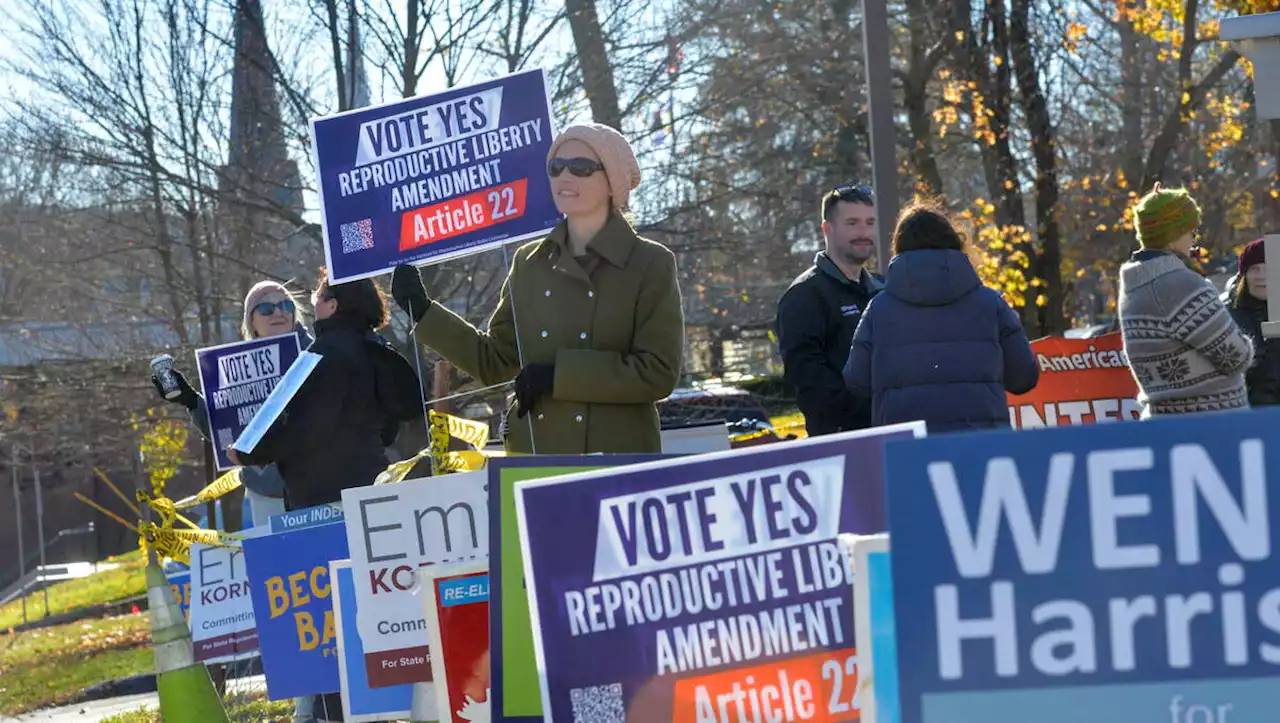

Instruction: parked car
[657,384,770,429]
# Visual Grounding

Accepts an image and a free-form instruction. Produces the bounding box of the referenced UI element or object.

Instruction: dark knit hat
[1133,185,1202,250]
[1239,238,1266,276]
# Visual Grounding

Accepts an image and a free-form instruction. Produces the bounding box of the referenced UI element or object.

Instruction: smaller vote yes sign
[196,333,302,470]
[884,408,1280,723]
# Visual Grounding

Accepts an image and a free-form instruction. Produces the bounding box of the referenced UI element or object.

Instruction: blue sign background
[166,569,191,621]
[243,520,350,700]
[867,550,900,723]
[334,563,413,719]
[312,69,561,283]
[517,428,921,721]
[884,410,1280,723]
[196,333,301,470]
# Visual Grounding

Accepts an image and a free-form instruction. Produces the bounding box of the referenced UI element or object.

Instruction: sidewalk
[1,675,268,723]
[2,692,159,723]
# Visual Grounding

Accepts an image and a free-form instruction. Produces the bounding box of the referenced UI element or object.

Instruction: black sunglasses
[252,299,296,317]
[831,183,875,202]
[548,157,605,178]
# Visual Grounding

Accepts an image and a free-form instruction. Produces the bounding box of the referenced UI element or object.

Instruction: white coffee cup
[150,354,183,400]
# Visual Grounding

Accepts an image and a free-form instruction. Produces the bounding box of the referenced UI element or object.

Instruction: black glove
[151,369,199,410]
[391,264,430,323]
[514,363,555,419]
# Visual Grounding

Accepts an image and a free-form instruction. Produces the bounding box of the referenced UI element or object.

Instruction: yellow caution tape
[146,495,202,532]
[437,450,487,473]
[139,523,242,565]
[374,448,432,486]
[437,411,490,450]
[170,468,243,510]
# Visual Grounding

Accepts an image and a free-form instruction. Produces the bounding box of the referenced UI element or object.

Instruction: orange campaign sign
[1007,332,1141,429]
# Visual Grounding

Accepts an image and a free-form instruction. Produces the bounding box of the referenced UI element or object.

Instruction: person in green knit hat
[1118,184,1254,416]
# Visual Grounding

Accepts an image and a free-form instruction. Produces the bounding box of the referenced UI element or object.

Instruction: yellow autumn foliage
[130,409,188,499]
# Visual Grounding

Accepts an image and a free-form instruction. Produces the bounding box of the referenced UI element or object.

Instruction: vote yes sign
[196,333,302,470]
[516,425,924,722]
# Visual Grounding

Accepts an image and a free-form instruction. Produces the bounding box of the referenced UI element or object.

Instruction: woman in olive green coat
[392,123,684,454]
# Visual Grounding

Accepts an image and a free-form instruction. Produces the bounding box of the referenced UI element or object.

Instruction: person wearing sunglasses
[775,183,884,437]
[150,281,313,527]
[392,122,683,454]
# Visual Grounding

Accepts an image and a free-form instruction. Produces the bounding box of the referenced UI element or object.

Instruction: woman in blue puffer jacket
[842,201,1039,432]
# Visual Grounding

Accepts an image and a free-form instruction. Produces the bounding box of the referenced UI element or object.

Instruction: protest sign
[516,424,925,722]
[270,502,344,534]
[342,470,488,687]
[1007,333,1140,429]
[423,560,491,723]
[332,560,415,722]
[843,534,897,723]
[167,569,192,623]
[232,350,322,455]
[884,408,1280,723]
[243,516,349,700]
[311,68,561,283]
[189,526,266,664]
[489,455,661,723]
[195,333,302,470]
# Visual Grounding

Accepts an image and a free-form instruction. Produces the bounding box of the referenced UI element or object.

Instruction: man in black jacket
[776,184,884,435]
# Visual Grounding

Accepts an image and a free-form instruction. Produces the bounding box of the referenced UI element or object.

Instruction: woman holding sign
[227,269,421,507]
[151,280,311,526]
[392,123,684,454]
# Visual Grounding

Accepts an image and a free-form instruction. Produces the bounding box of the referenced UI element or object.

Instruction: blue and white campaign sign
[844,534,898,723]
[242,519,350,700]
[195,333,301,470]
[332,560,414,722]
[270,502,344,534]
[884,409,1280,723]
[311,68,562,283]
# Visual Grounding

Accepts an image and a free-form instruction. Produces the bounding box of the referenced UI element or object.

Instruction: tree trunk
[1010,0,1063,333]
[564,0,622,129]
[323,0,349,111]
[403,0,421,97]
[1140,0,1241,189]
[902,0,946,195]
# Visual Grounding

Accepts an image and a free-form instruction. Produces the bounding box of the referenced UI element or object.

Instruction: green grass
[0,550,148,630]
[0,612,154,716]
[102,697,297,723]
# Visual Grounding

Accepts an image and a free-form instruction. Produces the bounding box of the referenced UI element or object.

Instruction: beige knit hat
[241,280,297,339]
[547,123,641,210]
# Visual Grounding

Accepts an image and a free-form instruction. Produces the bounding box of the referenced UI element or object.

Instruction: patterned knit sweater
[1118,251,1254,416]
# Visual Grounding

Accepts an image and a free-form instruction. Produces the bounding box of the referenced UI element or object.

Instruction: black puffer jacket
[240,314,421,510]
[1229,291,1280,407]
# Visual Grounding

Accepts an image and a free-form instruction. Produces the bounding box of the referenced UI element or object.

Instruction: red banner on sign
[1007,332,1141,429]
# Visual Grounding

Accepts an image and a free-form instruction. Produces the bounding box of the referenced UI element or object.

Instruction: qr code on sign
[340,218,374,254]
[216,428,234,450]
[570,683,624,723]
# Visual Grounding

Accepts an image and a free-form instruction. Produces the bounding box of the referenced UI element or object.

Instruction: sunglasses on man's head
[548,157,605,178]
[253,299,296,317]
[831,183,875,202]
